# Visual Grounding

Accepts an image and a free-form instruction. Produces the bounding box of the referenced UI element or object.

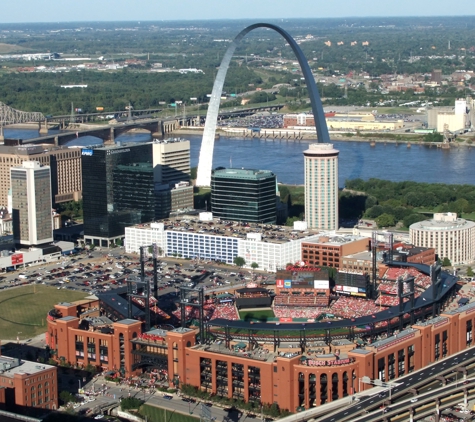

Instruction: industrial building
[304,143,339,231]
[283,113,404,132]
[211,168,277,224]
[426,98,474,134]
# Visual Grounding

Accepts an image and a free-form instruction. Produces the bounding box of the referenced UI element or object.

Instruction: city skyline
[1,0,474,23]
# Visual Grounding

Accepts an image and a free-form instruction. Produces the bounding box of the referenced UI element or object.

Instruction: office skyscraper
[11,161,53,246]
[304,143,339,230]
[152,139,191,185]
[211,168,277,224]
[153,139,193,219]
[82,143,154,247]
[0,145,82,207]
[82,140,193,247]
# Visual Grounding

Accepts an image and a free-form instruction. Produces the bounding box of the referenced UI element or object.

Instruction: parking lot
[0,249,275,316]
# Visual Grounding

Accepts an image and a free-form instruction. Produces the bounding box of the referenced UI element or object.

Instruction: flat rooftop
[194,342,276,363]
[411,217,475,231]
[344,250,373,261]
[212,168,275,180]
[369,328,417,349]
[0,357,55,378]
[304,234,369,247]
[445,301,475,315]
[83,316,113,327]
[415,316,448,327]
[130,218,324,244]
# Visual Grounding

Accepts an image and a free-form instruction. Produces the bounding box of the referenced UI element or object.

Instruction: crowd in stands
[172,302,239,321]
[274,294,329,307]
[210,303,239,320]
[273,306,329,319]
[238,291,269,298]
[375,295,400,307]
[132,296,170,318]
[382,267,431,290]
[137,333,166,342]
[330,296,381,318]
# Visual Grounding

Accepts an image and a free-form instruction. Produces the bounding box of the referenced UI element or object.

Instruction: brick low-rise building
[302,234,370,270]
[0,355,58,411]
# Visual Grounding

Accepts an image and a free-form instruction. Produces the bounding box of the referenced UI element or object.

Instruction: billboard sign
[314,279,329,290]
[336,285,359,293]
[284,280,292,288]
[96,107,104,111]
[276,279,284,288]
[11,254,23,265]
[81,149,94,156]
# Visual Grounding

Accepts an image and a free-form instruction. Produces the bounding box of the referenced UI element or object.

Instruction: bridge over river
[3,118,179,146]
[1,102,284,146]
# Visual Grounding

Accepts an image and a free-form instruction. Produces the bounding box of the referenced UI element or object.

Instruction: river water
[4,128,474,187]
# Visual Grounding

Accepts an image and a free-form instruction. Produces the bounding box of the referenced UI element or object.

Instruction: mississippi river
[5,128,474,187]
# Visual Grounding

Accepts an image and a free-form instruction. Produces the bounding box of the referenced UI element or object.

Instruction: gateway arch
[196,22,330,187]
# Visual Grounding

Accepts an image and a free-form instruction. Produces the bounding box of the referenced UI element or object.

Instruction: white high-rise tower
[11,161,53,246]
[304,143,339,230]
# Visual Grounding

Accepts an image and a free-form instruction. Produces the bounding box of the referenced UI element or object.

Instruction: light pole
[360,376,401,402]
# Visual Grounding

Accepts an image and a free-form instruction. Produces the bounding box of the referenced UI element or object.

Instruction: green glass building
[211,168,277,224]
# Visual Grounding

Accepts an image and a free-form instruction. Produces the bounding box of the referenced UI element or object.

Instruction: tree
[365,195,378,210]
[403,213,427,228]
[233,257,246,268]
[467,267,474,277]
[251,262,259,271]
[441,257,452,267]
[365,205,384,219]
[375,213,395,228]
[121,397,144,411]
[59,391,77,405]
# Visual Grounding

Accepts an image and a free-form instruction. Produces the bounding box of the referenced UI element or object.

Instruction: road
[315,347,475,422]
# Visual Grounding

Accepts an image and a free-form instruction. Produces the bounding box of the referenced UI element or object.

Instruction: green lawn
[239,309,275,321]
[140,404,199,422]
[0,285,87,340]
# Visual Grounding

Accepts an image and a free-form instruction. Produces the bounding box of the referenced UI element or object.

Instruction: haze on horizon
[1,0,475,23]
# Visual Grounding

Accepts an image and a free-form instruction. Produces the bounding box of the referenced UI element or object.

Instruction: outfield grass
[0,285,87,340]
[140,404,199,422]
[239,309,275,321]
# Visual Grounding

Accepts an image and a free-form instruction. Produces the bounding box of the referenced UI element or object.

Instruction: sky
[1,0,474,23]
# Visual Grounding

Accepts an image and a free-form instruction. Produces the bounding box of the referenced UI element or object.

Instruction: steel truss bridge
[0,101,44,125]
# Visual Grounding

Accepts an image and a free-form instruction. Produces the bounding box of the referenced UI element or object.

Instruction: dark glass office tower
[81,143,153,247]
[211,168,277,224]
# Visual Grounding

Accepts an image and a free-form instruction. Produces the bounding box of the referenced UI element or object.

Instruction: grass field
[0,285,87,340]
[140,404,199,422]
[239,309,275,321]
[0,43,27,54]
